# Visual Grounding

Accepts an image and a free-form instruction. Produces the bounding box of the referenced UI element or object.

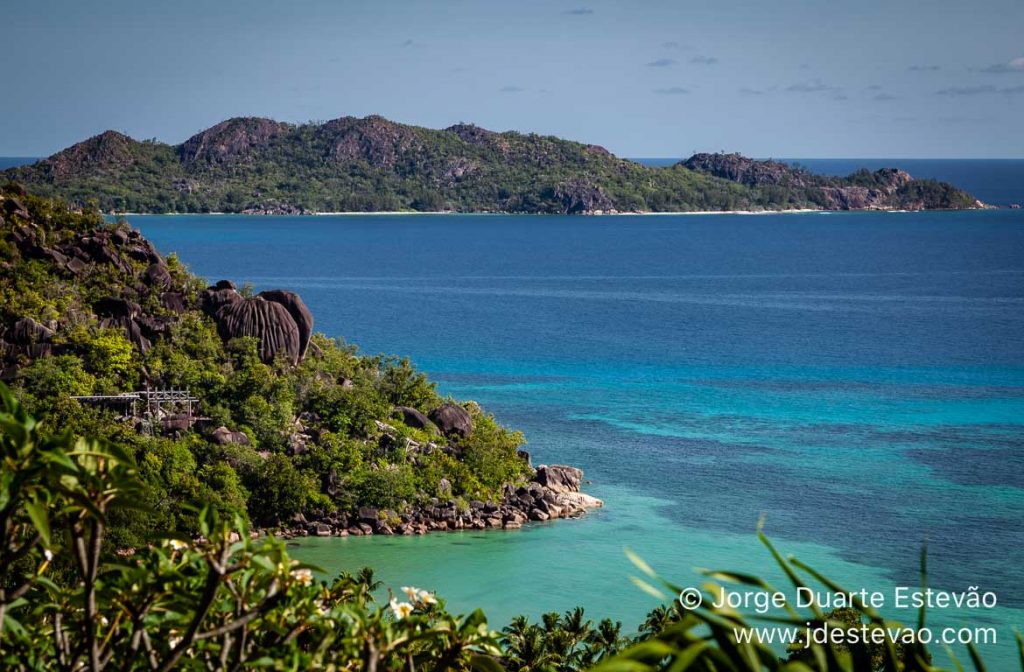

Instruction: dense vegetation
[2,389,1016,670]
[0,186,530,549]
[1,116,980,214]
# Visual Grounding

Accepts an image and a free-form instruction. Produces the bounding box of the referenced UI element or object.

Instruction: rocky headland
[284,464,603,538]
[0,185,602,543]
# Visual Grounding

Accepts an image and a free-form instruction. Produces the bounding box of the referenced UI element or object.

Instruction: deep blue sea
[7,155,1024,664]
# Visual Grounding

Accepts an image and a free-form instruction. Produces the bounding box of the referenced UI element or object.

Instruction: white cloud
[979,57,1024,74]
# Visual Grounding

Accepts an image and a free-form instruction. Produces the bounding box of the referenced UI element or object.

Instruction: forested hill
[0,185,602,547]
[3,115,982,214]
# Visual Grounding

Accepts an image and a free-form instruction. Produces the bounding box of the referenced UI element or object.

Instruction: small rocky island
[0,185,601,547]
[2,115,982,214]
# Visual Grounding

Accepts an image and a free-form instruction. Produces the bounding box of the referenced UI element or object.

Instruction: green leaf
[24,497,51,546]
[625,547,658,579]
[468,653,505,672]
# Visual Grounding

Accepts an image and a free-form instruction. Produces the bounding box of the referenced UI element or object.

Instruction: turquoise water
[128,207,1024,666]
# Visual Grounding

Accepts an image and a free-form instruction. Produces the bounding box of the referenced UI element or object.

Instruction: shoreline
[275,464,604,540]
[106,206,995,217]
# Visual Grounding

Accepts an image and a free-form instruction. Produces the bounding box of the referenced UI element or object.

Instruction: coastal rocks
[534,464,583,494]
[239,203,307,216]
[281,465,603,539]
[546,178,616,214]
[94,297,153,351]
[429,403,473,438]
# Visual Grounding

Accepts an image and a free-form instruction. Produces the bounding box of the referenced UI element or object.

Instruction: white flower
[401,586,419,601]
[169,539,188,551]
[44,549,54,561]
[390,598,414,620]
[290,568,313,585]
[169,635,182,649]
[100,616,109,626]
[417,590,437,605]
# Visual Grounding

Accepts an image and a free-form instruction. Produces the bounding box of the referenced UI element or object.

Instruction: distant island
[2,115,983,214]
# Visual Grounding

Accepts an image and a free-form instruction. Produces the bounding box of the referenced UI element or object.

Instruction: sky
[2,0,1022,158]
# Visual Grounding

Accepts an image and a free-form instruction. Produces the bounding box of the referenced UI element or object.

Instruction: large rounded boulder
[428,403,473,438]
[534,465,583,494]
[258,289,314,360]
[6,317,55,345]
[215,296,302,365]
[395,406,433,430]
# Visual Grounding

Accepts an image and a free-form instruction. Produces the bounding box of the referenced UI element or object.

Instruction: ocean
[8,156,1023,665]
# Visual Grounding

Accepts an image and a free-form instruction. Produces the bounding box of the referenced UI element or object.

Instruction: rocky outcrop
[94,297,152,351]
[179,117,290,166]
[211,426,252,446]
[279,464,603,538]
[47,130,137,179]
[258,290,314,359]
[145,262,173,289]
[0,193,317,380]
[682,153,808,188]
[534,464,582,494]
[547,178,616,214]
[214,296,303,365]
[429,403,473,438]
[445,123,497,145]
[200,283,243,315]
[317,115,424,168]
[239,203,307,216]
[6,317,55,345]
[199,282,316,365]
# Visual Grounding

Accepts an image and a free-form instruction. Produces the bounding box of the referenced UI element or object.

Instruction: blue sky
[2,0,1022,157]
